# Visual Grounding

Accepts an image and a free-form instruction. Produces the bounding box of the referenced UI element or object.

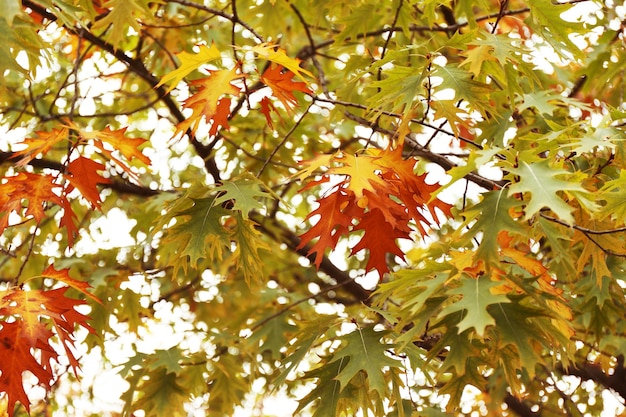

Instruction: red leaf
[297,189,354,267]
[65,156,111,209]
[350,209,411,275]
[59,196,79,247]
[0,286,95,416]
[260,64,312,113]
[0,172,63,234]
[38,264,102,304]
[259,96,277,129]
[11,127,69,166]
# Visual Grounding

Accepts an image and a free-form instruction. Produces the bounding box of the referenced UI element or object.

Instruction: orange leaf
[37,265,102,304]
[259,96,277,129]
[0,172,63,233]
[297,189,354,268]
[351,209,411,275]
[176,68,242,137]
[65,156,111,209]
[88,126,151,165]
[0,321,55,417]
[0,286,94,416]
[261,64,312,113]
[11,127,69,166]
[59,197,79,247]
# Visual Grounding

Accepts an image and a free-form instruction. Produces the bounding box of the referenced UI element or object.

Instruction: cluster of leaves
[296,145,451,274]
[1,0,626,416]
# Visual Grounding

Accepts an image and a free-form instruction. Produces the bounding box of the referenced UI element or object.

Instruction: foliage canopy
[1,0,626,416]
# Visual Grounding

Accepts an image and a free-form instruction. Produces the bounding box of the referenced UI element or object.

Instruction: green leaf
[461,189,526,265]
[132,368,188,417]
[599,168,626,223]
[0,0,21,25]
[432,65,491,114]
[329,327,401,396]
[525,0,585,59]
[508,160,586,224]
[213,173,273,218]
[438,275,511,337]
[163,196,231,272]
[92,0,153,48]
[230,213,270,285]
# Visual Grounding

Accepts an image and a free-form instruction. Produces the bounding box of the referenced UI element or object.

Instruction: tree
[1,0,626,415]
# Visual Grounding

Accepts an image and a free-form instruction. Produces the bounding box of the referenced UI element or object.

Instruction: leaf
[432,65,491,114]
[351,208,411,275]
[0,286,95,416]
[329,153,389,201]
[65,156,112,209]
[131,369,188,417]
[156,43,222,93]
[162,196,231,273]
[508,160,586,224]
[438,275,511,337]
[91,0,152,48]
[329,327,401,396]
[87,126,151,165]
[297,190,353,268]
[176,68,243,137]
[12,127,69,166]
[525,0,585,58]
[230,214,270,285]
[0,321,54,417]
[461,189,527,266]
[35,264,102,304]
[250,43,314,84]
[260,64,312,113]
[0,172,63,232]
[212,173,272,218]
[0,0,21,25]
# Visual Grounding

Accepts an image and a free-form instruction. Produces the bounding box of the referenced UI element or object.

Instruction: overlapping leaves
[296,145,451,276]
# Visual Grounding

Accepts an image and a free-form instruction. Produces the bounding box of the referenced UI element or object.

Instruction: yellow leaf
[156,43,222,93]
[250,43,313,84]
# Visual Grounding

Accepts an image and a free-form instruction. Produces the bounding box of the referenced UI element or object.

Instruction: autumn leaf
[65,156,112,209]
[0,172,63,233]
[297,190,354,268]
[250,43,314,84]
[260,64,312,113]
[351,208,411,275]
[329,152,389,202]
[176,68,243,137]
[12,127,69,166]
[0,286,95,416]
[156,43,222,93]
[85,126,151,165]
[34,264,102,304]
[508,160,586,224]
[259,96,278,129]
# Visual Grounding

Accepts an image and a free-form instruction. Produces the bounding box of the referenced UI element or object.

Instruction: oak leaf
[65,156,112,209]
[0,172,63,234]
[0,284,96,417]
[350,209,411,275]
[12,127,69,166]
[260,64,312,113]
[176,68,243,137]
[156,43,222,93]
[250,43,313,84]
